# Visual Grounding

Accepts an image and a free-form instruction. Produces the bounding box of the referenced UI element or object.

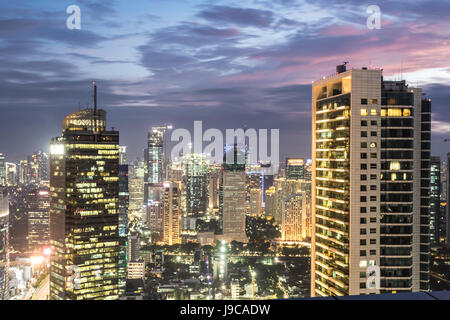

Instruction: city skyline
[1,0,450,163]
[1,0,450,303]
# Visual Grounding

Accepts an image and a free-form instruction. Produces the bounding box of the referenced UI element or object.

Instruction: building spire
[93,81,97,132]
[93,81,97,115]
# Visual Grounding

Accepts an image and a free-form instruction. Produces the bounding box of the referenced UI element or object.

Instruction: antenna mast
[93,81,98,132]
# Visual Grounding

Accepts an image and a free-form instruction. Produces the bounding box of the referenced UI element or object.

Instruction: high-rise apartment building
[281,192,311,242]
[311,65,430,297]
[162,181,181,245]
[272,177,302,225]
[49,101,121,299]
[0,187,9,300]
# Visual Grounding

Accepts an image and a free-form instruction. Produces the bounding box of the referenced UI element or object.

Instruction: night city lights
[0,0,449,316]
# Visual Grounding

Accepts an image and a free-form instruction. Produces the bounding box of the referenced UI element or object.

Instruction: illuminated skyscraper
[0,187,9,300]
[246,165,263,215]
[146,128,165,185]
[118,164,129,297]
[119,146,127,165]
[264,186,276,218]
[5,163,17,186]
[8,185,32,252]
[145,126,171,240]
[49,86,121,300]
[430,157,442,244]
[208,164,221,212]
[249,188,262,216]
[162,181,181,245]
[221,146,248,243]
[286,158,305,180]
[0,154,5,186]
[128,159,145,218]
[311,65,430,296]
[270,177,302,225]
[9,185,50,253]
[27,186,50,252]
[281,192,311,242]
[27,151,49,185]
[182,154,209,216]
[17,160,28,185]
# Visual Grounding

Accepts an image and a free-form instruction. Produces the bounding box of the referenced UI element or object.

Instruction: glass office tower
[49,107,121,300]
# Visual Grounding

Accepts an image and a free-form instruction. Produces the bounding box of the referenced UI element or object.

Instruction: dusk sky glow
[1,0,450,162]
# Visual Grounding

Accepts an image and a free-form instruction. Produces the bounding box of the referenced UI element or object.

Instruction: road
[31,274,50,300]
[431,272,450,286]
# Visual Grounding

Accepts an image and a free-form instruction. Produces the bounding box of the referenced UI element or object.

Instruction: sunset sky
[1,0,450,162]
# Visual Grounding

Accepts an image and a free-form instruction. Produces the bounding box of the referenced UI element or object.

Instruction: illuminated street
[31,274,49,300]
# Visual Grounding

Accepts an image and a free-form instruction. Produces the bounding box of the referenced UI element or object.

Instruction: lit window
[360,260,367,268]
[370,109,377,115]
[387,108,402,116]
[403,109,411,117]
[390,161,401,170]
[361,109,368,116]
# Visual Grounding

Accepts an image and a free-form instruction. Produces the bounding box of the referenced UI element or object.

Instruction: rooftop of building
[290,291,450,300]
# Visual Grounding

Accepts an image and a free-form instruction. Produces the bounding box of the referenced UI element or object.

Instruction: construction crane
[249,265,256,300]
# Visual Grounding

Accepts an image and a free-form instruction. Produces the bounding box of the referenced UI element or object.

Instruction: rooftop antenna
[93,81,98,132]
[93,81,97,115]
